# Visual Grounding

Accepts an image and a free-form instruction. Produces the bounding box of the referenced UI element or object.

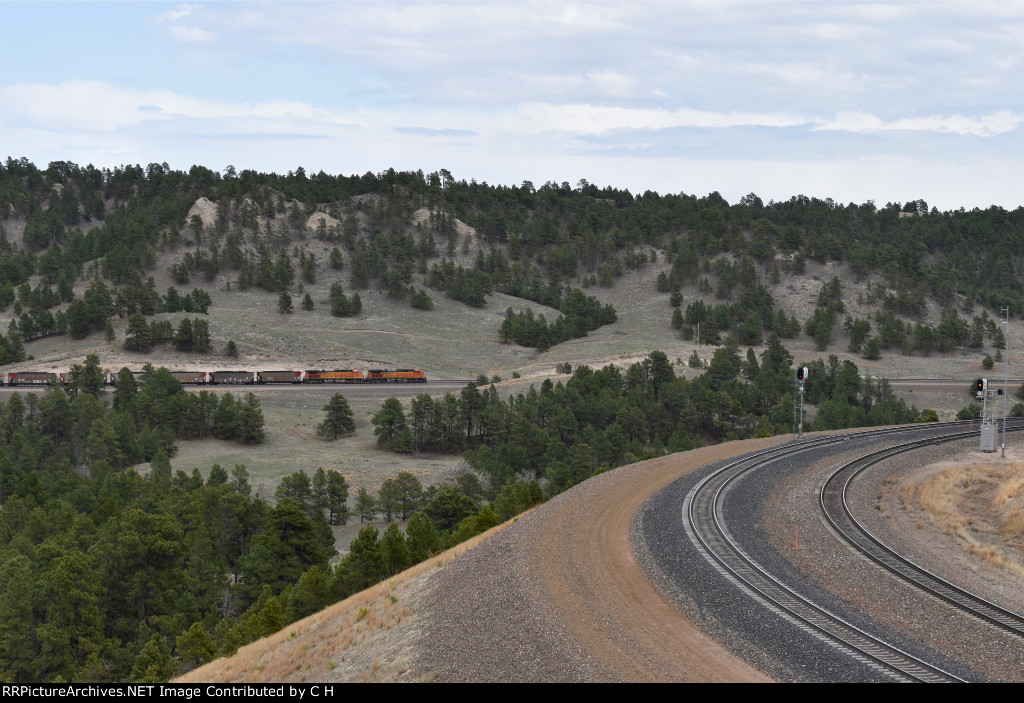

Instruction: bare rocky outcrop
[187,197,218,231]
[306,211,341,234]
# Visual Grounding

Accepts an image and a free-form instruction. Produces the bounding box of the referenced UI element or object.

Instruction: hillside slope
[180,437,784,683]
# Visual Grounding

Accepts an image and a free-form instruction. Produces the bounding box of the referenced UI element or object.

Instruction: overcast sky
[2,1,1022,210]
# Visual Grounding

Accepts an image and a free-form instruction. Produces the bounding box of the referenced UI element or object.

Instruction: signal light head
[976,378,987,392]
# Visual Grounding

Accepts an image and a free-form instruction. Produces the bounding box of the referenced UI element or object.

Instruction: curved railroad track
[820,426,1024,639]
[681,420,1024,682]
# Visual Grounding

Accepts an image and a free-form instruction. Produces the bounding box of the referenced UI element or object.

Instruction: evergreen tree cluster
[409,287,434,310]
[328,283,362,317]
[369,342,925,500]
[0,357,277,682]
[427,259,491,306]
[123,315,211,354]
[802,354,922,429]
[847,306,1006,360]
[373,346,800,494]
[0,330,26,365]
[499,289,617,351]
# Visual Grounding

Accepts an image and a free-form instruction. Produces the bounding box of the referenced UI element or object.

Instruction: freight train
[1,368,427,386]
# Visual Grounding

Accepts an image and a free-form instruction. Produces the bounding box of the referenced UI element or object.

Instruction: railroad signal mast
[976,378,1003,452]
[794,366,809,437]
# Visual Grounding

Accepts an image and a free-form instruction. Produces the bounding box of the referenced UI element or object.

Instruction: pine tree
[378,478,401,521]
[380,523,411,576]
[372,397,410,450]
[286,565,332,622]
[394,471,424,519]
[405,511,441,562]
[326,470,350,525]
[0,556,36,682]
[317,393,355,439]
[345,525,383,591]
[174,317,194,351]
[131,634,176,683]
[237,393,266,444]
[355,486,377,523]
[278,291,293,314]
[176,622,216,670]
[192,318,211,352]
[863,336,882,360]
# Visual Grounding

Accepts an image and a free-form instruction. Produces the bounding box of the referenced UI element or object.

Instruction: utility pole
[1003,307,1010,458]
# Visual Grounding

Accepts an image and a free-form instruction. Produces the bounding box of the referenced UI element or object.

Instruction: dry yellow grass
[917,466,974,534]
[899,481,918,511]
[177,516,522,684]
[995,473,1024,505]
[994,464,1024,546]
[912,461,1024,579]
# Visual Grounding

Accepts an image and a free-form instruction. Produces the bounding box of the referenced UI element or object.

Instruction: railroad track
[820,424,1024,639]
[682,421,1017,683]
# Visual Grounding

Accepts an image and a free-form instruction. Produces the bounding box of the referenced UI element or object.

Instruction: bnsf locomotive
[1,368,428,386]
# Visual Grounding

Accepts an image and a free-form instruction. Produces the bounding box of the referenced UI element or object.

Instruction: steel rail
[683,423,976,682]
[820,422,1024,639]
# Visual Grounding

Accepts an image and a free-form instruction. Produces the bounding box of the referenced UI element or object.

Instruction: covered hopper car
[256,370,304,384]
[210,371,255,384]
[6,371,62,386]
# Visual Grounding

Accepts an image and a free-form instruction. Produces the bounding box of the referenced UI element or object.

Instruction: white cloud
[836,2,912,23]
[814,111,884,133]
[584,72,637,98]
[887,111,1024,137]
[7,79,1020,150]
[0,81,335,133]
[157,4,195,24]
[157,3,218,43]
[170,25,217,43]
[513,103,812,135]
[654,50,704,69]
[795,22,881,42]
[992,54,1017,71]
[914,36,973,55]
[815,109,1024,137]
[742,62,864,91]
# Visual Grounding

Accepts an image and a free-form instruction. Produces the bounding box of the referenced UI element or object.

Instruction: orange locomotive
[365,368,428,383]
[305,369,365,383]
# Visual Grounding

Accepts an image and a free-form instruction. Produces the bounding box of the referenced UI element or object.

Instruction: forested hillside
[0,157,1021,683]
[0,158,1022,366]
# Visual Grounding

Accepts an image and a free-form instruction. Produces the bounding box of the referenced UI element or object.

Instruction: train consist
[2,368,427,386]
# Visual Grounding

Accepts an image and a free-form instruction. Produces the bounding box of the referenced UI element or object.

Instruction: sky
[2,0,1022,210]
